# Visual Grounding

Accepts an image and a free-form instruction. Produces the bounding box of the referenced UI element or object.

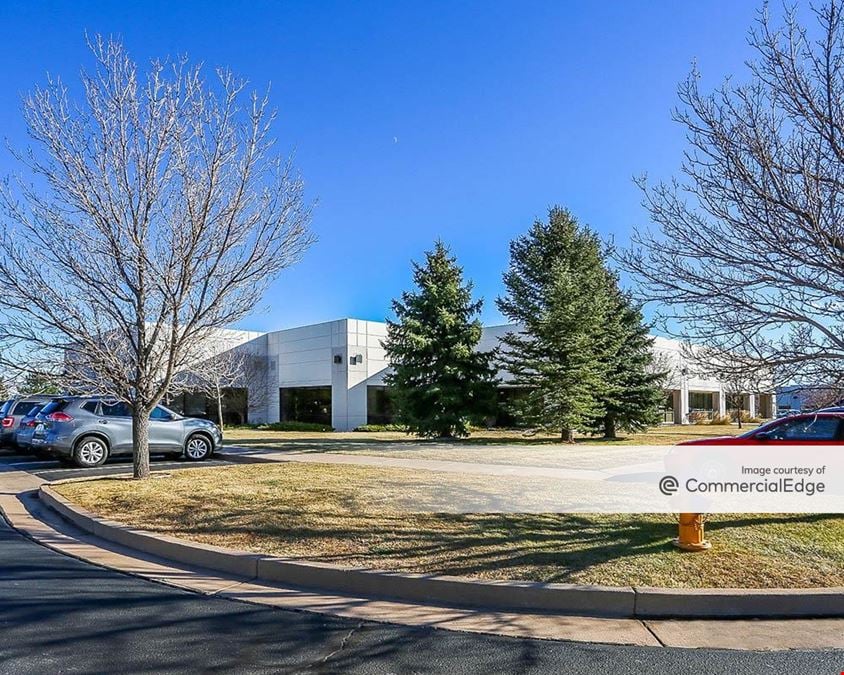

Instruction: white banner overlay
[376,444,844,513]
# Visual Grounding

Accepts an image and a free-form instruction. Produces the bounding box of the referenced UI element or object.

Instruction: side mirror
[754,431,771,441]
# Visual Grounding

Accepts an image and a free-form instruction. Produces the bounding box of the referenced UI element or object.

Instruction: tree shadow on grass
[137,498,679,582]
[146,501,844,586]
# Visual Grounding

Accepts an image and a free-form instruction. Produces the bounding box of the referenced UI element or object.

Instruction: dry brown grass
[222,425,760,469]
[223,424,758,448]
[222,424,761,470]
[55,460,843,589]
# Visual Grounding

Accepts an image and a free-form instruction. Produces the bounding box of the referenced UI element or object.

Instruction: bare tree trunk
[216,383,224,429]
[604,416,616,440]
[736,406,742,429]
[561,428,574,443]
[133,408,150,479]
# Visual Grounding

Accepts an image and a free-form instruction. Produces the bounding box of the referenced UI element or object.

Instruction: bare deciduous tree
[174,340,269,428]
[174,350,246,429]
[799,384,844,410]
[0,37,313,478]
[620,2,844,388]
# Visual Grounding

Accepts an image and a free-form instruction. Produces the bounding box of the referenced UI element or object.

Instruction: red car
[678,411,844,445]
[666,411,843,515]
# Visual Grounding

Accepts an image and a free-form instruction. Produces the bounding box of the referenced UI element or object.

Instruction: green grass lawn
[55,460,844,589]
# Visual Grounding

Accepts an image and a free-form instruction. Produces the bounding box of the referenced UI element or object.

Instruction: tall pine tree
[384,241,497,438]
[497,208,610,442]
[588,280,666,439]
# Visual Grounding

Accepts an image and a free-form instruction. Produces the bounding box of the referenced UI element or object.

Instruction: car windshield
[739,418,779,438]
[154,405,181,420]
[741,414,842,439]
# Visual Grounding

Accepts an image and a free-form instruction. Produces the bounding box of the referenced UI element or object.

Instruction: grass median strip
[54,462,844,589]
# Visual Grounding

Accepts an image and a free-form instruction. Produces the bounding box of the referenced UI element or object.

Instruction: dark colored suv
[15,401,54,452]
[1,395,59,447]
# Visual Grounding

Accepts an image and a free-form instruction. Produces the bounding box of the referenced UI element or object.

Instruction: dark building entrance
[366,385,395,425]
[280,386,332,426]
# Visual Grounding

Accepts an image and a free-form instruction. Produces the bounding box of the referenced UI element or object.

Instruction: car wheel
[184,435,212,461]
[73,437,108,468]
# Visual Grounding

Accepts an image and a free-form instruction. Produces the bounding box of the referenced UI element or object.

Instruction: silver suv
[31,397,223,468]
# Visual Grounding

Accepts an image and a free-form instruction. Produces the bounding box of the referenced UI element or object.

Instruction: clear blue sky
[0,1,760,332]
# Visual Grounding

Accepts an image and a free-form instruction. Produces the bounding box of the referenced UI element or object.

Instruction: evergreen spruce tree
[496,208,610,441]
[588,281,666,439]
[384,241,497,438]
[21,371,63,395]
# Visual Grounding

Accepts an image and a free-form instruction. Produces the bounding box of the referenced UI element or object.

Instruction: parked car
[677,411,844,445]
[1,395,59,447]
[31,397,223,468]
[14,401,61,453]
[666,411,844,506]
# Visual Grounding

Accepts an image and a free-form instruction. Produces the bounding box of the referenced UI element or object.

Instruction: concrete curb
[40,483,844,619]
[633,586,844,618]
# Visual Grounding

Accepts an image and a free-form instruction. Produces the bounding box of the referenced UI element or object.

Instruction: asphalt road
[1,452,843,674]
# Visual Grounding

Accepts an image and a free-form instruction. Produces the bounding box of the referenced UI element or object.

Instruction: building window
[280,386,332,425]
[689,392,714,412]
[367,386,394,425]
[726,394,748,411]
[663,391,675,423]
[167,388,249,425]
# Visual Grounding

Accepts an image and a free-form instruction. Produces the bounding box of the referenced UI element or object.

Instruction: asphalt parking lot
[0,447,233,481]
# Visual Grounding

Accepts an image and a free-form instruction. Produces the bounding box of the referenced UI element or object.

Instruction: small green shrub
[256,421,334,432]
[353,423,408,432]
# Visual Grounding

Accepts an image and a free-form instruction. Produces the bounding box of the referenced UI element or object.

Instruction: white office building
[183,318,776,430]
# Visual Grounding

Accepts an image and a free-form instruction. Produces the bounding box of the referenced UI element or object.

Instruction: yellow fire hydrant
[672,513,711,551]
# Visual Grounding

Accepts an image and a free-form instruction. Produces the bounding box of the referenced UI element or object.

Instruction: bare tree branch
[619,2,844,387]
